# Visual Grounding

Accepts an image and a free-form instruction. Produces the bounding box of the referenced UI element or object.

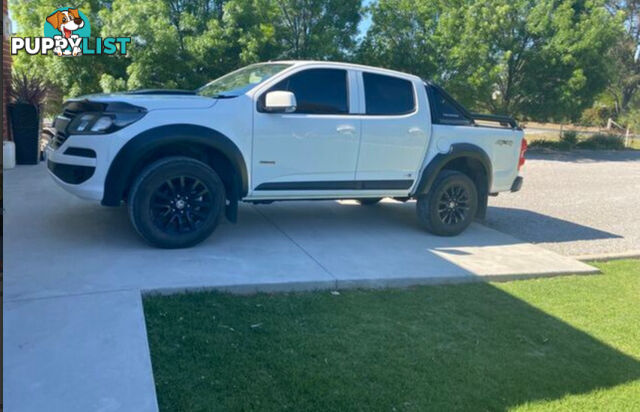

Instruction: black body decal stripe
[255,180,413,191]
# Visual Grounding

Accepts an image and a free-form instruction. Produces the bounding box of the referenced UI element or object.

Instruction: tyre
[416,170,478,236]
[128,156,226,248]
[355,197,383,205]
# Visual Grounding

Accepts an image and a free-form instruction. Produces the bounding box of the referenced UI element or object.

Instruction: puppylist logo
[11,7,131,57]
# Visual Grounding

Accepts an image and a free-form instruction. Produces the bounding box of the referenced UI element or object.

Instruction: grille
[50,131,68,149]
[50,110,78,149]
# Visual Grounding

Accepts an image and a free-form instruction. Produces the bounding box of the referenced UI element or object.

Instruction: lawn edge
[141,268,601,297]
[573,251,640,262]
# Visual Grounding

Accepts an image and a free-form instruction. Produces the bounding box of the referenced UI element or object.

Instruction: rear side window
[363,72,415,115]
[428,86,472,125]
[263,68,349,114]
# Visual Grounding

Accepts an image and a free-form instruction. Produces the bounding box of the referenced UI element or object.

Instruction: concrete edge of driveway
[141,267,601,298]
[573,250,640,262]
[143,279,339,296]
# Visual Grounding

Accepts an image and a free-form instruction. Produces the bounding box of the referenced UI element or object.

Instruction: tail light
[518,138,527,170]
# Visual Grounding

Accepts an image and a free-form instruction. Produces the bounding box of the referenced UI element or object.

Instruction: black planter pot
[8,103,40,165]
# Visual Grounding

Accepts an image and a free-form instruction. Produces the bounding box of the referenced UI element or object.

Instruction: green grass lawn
[144,260,640,411]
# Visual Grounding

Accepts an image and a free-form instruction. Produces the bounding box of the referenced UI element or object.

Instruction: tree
[358,0,440,79]
[10,0,119,105]
[360,0,623,122]
[100,0,231,90]
[224,0,361,61]
[605,0,639,115]
[10,0,361,102]
[276,0,360,59]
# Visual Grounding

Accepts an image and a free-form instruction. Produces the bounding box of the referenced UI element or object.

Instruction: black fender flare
[413,143,492,218]
[414,143,492,195]
[102,124,248,206]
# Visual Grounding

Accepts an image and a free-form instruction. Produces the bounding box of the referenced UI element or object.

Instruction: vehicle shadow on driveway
[257,199,618,244]
[145,278,640,411]
[485,206,622,244]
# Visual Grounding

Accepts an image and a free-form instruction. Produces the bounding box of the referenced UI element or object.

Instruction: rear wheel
[128,157,225,248]
[355,198,383,205]
[416,170,477,236]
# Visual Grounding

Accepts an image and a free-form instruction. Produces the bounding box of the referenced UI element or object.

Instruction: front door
[251,68,360,194]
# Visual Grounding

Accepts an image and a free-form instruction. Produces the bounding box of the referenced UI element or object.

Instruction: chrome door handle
[408,127,424,135]
[337,124,356,135]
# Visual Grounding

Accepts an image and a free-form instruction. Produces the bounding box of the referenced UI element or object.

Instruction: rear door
[356,72,429,190]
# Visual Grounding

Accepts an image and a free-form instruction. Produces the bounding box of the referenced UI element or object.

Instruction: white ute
[46,61,527,248]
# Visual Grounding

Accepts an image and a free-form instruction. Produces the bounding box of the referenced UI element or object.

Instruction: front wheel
[416,170,478,236]
[128,157,225,248]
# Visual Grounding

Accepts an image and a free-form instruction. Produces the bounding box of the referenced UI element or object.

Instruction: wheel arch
[102,124,248,219]
[413,143,492,218]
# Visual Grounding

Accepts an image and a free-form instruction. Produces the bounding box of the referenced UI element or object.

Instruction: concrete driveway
[3,164,595,411]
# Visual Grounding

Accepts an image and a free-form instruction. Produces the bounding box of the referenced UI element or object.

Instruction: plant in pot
[8,72,49,165]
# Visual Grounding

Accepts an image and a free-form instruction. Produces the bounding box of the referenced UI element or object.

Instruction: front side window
[363,72,415,115]
[261,68,349,114]
[197,63,292,98]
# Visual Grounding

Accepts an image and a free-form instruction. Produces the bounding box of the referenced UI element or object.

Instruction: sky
[358,0,375,39]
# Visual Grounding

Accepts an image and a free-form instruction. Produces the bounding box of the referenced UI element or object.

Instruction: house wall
[3,0,12,141]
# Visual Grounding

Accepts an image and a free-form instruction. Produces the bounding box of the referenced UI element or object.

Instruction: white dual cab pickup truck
[46,61,526,248]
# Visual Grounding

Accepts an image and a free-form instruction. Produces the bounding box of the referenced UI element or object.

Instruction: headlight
[67,110,145,135]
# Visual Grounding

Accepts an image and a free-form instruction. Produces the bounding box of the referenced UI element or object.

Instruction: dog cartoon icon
[46,8,85,56]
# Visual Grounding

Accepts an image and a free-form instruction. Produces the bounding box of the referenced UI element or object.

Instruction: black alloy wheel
[436,183,470,225]
[128,157,225,248]
[416,170,478,236]
[150,176,213,234]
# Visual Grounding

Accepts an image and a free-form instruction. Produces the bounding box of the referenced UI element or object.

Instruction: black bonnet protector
[63,99,147,114]
[124,89,196,95]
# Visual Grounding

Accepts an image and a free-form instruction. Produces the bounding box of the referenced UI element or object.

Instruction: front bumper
[47,159,95,184]
[45,134,109,202]
[510,176,523,192]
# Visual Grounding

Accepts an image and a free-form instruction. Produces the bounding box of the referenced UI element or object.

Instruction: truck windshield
[197,63,292,98]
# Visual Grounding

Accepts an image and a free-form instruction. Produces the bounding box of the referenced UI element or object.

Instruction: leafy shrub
[619,108,640,134]
[560,131,578,146]
[580,105,614,127]
[577,133,625,150]
[529,133,626,151]
[527,140,546,149]
[529,131,578,150]
[528,140,565,150]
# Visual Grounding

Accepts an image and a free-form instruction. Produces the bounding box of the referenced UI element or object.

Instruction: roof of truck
[267,60,423,82]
